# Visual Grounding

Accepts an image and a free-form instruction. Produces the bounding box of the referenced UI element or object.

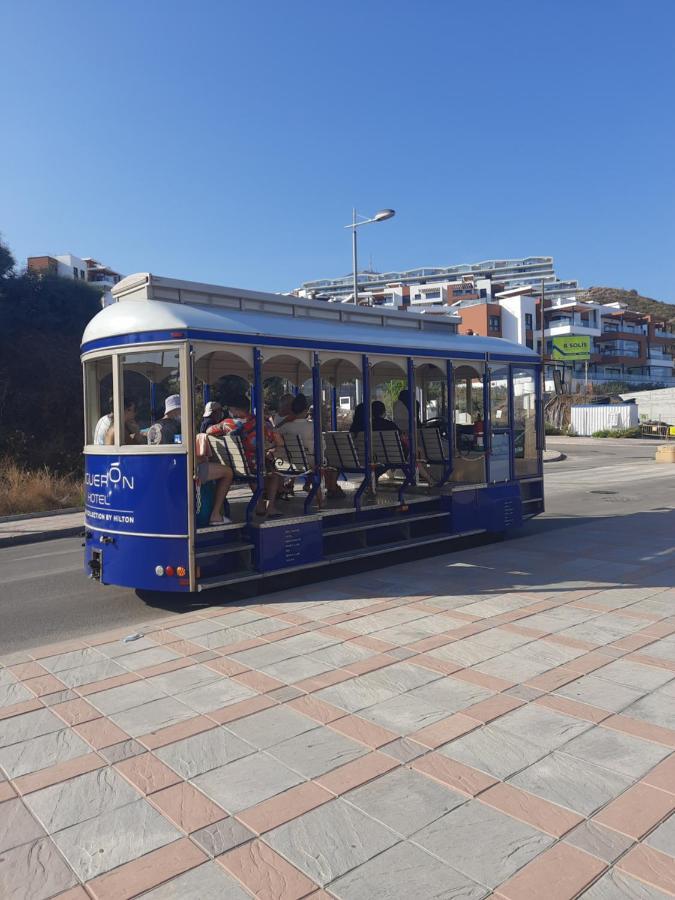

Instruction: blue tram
[81,273,543,593]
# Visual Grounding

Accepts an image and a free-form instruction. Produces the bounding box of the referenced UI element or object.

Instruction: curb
[0,525,83,549]
[0,507,83,525]
[543,451,565,462]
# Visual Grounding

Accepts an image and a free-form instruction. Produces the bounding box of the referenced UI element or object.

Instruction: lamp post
[345,208,395,305]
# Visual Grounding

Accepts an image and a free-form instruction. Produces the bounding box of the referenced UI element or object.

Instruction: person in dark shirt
[147,395,182,444]
[371,400,399,432]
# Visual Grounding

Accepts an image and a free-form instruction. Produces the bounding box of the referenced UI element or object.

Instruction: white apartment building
[27,252,123,288]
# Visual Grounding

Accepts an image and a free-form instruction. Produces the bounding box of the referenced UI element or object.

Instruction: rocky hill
[577,287,675,325]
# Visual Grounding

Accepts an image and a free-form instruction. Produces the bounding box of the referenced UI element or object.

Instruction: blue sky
[1,0,674,301]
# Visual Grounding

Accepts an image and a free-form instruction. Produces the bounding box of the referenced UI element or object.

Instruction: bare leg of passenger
[264,474,282,516]
[209,465,234,524]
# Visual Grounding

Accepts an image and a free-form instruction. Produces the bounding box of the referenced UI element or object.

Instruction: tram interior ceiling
[80,272,544,593]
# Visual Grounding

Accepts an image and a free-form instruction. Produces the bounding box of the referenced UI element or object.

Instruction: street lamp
[344,208,395,304]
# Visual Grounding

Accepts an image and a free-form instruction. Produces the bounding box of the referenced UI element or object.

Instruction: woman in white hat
[147,395,182,445]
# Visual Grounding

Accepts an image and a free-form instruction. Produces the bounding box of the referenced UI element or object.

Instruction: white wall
[55,253,87,280]
[620,387,675,424]
[498,295,537,345]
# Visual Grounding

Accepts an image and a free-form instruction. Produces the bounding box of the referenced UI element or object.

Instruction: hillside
[576,286,675,325]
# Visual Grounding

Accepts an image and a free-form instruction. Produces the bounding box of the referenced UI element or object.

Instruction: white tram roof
[82,272,538,362]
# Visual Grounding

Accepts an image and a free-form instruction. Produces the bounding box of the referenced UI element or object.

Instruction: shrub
[591,426,642,439]
[0,458,83,516]
[545,423,562,435]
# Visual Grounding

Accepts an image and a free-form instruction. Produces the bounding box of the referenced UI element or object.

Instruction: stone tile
[565,819,635,863]
[346,767,466,837]
[0,728,91,779]
[150,782,226,833]
[155,725,253,779]
[0,698,43,721]
[439,723,549,780]
[140,860,251,899]
[329,714,397,749]
[193,752,303,813]
[560,726,671,778]
[267,686,304,702]
[412,752,497,797]
[314,661,437,712]
[176,679,255,714]
[412,799,553,889]
[84,836,206,900]
[13,752,104,795]
[140,714,216,750]
[259,655,334,684]
[73,717,130,750]
[555,674,646,713]
[602,713,675,748]
[146,664,222,696]
[478,782,583,837]
[87,679,166,715]
[0,707,64,747]
[287,694,349,724]
[379,737,427,763]
[617,844,675,896]
[492,704,592,751]
[115,752,182,795]
[505,684,545,702]
[52,797,181,881]
[110,697,196,737]
[0,680,33,708]
[495,842,605,900]
[225,706,319,750]
[624,692,675,730]
[580,867,673,899]
[329,840,486,900]
[0,797,45,852]
[534,693,610,724]
[237,781,332,834]
[316,750,398,795]
[509,750,634,816]
[267,726,366,778]
[358,690,453,735]
[39,647,104,673]
[593,658,675,692]
[265,798,399,886]
[191,816,254,857]
[207,695,277,726]
[98,738,145,764]
[646,814,675,859]
[25,766,140,833]
[643,754,675,794]
[0,836,78,900]
[52,697,101,726]
[95,637,159,658]
[58,658,126,688]
[308,641,377,668]
[218,838,318,900]
[594,783,674,841]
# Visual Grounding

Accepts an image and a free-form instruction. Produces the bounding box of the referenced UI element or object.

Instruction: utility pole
[351,208,358,305]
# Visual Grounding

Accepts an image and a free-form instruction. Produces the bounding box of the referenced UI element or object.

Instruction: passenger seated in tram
[147,395,182,444]
[94,396,144,445]
[199,400,224,433]
[194,431,234,526]
[207,396,285,518]
[392,390,435,486]
[273,393,295,427]
[349,403,365,436]
[277,394,342,502]
[371,400,398,432]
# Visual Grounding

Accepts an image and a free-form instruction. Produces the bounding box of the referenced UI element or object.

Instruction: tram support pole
[305,353,323,514]
[507,365,515,481]
[247,347,265,526]
[401,357,417,504]
[483,361,491,484]
[354,354,371,510]
[438,360,453,487]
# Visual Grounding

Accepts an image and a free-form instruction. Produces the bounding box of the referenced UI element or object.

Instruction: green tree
[0,235,15,279]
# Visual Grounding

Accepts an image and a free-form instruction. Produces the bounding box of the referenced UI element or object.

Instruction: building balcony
[544,322,601,337]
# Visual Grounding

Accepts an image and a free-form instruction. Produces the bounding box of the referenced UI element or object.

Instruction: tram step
[324,532,456,564]
[196,542,254,560]
[323,510,448,537]
[197,570,261,590]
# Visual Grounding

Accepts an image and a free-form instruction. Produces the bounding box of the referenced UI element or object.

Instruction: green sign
[552,335,591,361]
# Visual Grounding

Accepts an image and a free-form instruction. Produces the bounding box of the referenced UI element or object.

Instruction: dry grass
[0,458,83,516]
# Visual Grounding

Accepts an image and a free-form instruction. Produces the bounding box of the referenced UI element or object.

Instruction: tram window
[490,366,509,424]
[84,356,113,445]
[120,350,182,445]
[452,364,485,484]
[513,367,538,476]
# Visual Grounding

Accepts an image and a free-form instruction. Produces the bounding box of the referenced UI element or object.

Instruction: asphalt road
[1,437,672,654]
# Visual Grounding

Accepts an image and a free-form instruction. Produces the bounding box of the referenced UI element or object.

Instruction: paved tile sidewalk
[1,509,674,899]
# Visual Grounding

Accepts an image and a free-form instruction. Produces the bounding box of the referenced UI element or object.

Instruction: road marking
[9,548,82,562]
